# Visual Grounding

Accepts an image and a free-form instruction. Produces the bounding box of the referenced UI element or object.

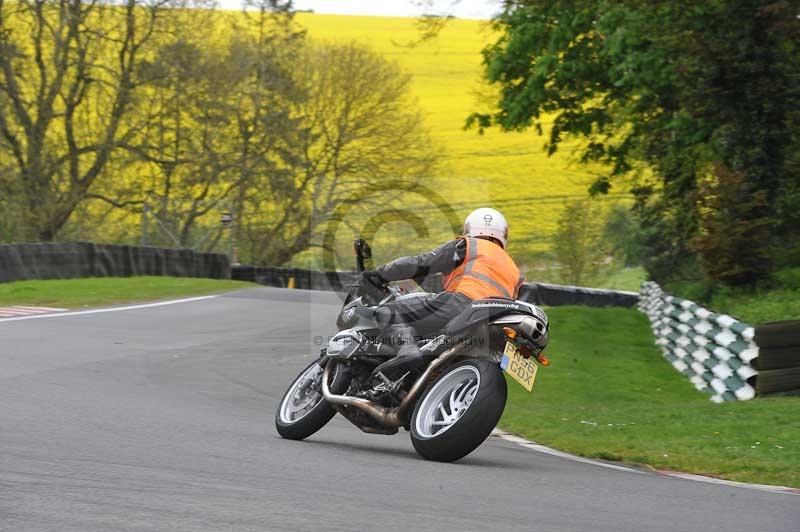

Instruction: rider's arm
[374,239,466,282]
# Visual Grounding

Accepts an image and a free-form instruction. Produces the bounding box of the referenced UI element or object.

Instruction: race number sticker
[501,341,539,392]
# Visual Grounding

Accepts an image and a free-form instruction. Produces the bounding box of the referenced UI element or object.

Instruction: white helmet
[463,208,509,248]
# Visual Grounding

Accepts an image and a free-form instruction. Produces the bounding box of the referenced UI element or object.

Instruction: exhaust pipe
[321,343,465,428]
[321,363,397,425]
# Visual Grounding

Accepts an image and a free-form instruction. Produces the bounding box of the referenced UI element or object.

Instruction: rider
[361,208,524,380]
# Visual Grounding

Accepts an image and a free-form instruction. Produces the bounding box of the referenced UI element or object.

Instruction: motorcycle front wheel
[275,358,347,441]
[410,358,507,462]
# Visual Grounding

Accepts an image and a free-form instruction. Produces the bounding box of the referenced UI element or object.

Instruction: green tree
[552,200,604,286]
[602,204,644,268]
[692,164,774,285]
[470,0,800,284]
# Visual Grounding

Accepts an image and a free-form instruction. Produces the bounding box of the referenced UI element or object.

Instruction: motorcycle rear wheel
[410,358,507,462]
[275,358,347,440]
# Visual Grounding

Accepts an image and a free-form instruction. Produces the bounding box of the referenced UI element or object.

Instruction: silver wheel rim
[414,365,480,438]
[279,361,329,424]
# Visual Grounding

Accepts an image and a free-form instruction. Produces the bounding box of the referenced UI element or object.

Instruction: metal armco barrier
[753,320,800,394]
[232,265,639,308]
[518,282,639,308]
[639,282,758,402]
[0,242,230,282]
[231,265,359,292]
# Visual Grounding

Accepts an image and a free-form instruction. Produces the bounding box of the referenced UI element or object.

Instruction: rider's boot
[373,323,424,380]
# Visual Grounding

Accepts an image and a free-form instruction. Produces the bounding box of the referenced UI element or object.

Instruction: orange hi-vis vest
[442,237,523,300]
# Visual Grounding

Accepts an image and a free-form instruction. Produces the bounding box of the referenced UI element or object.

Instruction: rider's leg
[404,291,472,336]
[373,320,424,378]
[373,292,471,379]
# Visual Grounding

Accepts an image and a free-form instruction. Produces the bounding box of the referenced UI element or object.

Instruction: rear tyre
[275,359,347,441]
[410,358,507,462]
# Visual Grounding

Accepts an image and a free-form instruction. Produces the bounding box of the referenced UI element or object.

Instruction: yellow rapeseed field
[295,13,625,261]
[28,8,625,269]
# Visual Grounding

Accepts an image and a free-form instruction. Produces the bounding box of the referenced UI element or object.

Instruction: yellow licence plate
[501,341,539,392]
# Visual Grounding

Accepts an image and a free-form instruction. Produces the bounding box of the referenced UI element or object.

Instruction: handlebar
[358,279,401,307]
[353,239,408,307]
[377,285,401,306]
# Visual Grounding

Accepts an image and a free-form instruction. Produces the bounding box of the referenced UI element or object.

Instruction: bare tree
[0,0,173,240]
[227,1,307,259]
[122,28,306,249]
[0,2,440,260]
[119,37,242,248]
[239,41,440,266]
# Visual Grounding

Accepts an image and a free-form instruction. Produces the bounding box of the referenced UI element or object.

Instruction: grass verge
[595,266,647,292]
[500,306,800,488]
[666,267,800,324]
[0,277,255,309]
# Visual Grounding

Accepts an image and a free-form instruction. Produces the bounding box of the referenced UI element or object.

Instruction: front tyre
[275,358,347,441]
[410,358,507,462]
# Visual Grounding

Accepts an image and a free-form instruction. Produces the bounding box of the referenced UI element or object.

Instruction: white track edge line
[0,295,218,323]
[491,429,645,475]
[491,429,799,495]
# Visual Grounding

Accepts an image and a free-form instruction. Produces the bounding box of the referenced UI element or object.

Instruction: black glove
[359,270,385,289]
[358,270,386,302]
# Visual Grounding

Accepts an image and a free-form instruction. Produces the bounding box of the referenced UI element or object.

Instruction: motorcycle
[275,239,551,462]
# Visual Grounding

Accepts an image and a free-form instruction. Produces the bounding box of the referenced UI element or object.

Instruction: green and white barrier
[638,282,758,402]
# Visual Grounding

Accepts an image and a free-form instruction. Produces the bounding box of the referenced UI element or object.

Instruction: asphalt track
[1,287,797,532]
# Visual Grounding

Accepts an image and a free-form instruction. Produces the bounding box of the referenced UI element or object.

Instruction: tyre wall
[639,281,770,401]
[0,242,230,282]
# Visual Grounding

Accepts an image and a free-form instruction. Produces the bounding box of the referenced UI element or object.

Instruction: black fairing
[445,298,535,336]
